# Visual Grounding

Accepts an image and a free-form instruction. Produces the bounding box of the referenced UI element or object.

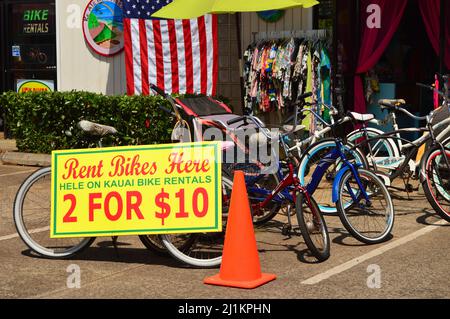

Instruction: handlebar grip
[150,84,167,97]
[227,116,247,126]
[158,105,174,115]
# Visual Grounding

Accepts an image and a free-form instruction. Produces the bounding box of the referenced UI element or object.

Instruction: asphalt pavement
[0,163,449,299]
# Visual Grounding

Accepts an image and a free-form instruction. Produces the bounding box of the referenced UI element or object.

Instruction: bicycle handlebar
[158,105,175,116]
[396,106,428,121]
[149,84,167,97]
[227,116,248,126]
[416,82,449,100]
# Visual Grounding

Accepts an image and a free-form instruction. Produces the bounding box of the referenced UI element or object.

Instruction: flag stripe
[152,20,165,92]
[198,16,208,95]
[190,19,201,94]
[160,21,172,93]
[124,8,217,96]
[146,20,157,93]
[131,19,142,95]
[183,20,194,94]
[205,15,213,96]
[167,20,179,93]
[175,20,187,94]
[124,18,135,95]
[139,19,149,95]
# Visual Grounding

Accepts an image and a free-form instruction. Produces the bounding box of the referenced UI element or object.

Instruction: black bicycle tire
[421,144,450,222]
[337,168,395,244]
[139,235,169,256]
[296,192,330,262]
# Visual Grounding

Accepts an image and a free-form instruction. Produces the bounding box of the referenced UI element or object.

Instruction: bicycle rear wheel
[296,192,330,262]
[421,145,450,222]
[337,168,394,244]
[160,176,233,267]
[223,163,280,225]
[13,167,94,258]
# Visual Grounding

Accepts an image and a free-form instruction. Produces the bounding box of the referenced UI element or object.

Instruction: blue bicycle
[227,101,394,245]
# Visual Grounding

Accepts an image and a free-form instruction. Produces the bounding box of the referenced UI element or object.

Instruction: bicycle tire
[13,167,95,258]
[296,192,330,262]
[139,235,169,255]
[337,168,395,244]
[421,143,450,222]
[160,176,234,268]
[223,164,280,225]
[139,234,198,256]
[297,138,368,214]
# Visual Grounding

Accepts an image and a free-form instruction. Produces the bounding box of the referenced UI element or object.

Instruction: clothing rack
[252,29,331,43]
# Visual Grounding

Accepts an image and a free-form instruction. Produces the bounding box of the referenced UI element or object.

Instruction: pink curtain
[418,0,450,70]
[354,0,408,113]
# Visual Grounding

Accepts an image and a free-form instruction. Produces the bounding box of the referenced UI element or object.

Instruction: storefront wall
[240,9,313,51]
[55,2,313,99]
[56,0,126,94]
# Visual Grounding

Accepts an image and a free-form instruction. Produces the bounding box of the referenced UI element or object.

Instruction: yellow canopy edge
[153,0,319,19]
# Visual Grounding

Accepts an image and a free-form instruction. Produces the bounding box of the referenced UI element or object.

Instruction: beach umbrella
[152,0,319,19]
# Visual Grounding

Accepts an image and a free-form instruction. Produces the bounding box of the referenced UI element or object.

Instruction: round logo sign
[257,10,285,23]
[83,0,124,57]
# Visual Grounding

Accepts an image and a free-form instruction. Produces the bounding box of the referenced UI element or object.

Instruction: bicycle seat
[348,112,375,122]
[378,99,406,110]
[77,120,118,137]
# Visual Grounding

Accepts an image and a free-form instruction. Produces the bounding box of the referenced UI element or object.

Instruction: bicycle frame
[356,117,450,182]
[288,105,349,155]
[304,139,370,205]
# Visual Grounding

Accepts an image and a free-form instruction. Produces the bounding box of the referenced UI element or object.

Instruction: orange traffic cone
[204,171,276,289]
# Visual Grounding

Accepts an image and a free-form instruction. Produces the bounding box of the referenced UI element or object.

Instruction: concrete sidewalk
[0,138,50,167]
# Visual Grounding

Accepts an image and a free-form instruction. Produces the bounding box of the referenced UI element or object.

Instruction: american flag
[123,0,218,96]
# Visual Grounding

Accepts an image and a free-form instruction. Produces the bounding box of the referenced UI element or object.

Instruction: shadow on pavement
[20,242,189,269]
[416,210,450,226]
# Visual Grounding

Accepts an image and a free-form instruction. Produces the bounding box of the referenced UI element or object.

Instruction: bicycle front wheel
[337,168,394,244]
[296,192,330,262]
[421,145,450,222]
[13,167,95,258]
[298,138,368,214]
[160,176,233,267]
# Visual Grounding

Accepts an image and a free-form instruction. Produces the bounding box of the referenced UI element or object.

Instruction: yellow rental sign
[50,142,222,238]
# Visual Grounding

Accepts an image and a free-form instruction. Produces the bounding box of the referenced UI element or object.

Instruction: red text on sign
[88,191,144,222]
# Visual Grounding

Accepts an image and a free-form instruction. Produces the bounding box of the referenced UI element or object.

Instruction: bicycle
[291,104,369,214]
[353,101,450,222]
[13,120,201,259]
[345,76,450,185]
[297,110,395,244]
[157,92,331,266]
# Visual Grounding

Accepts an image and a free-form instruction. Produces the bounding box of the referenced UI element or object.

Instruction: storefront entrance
[2,0,57,92]
[330,0,448,116]
[0,0,56,134]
